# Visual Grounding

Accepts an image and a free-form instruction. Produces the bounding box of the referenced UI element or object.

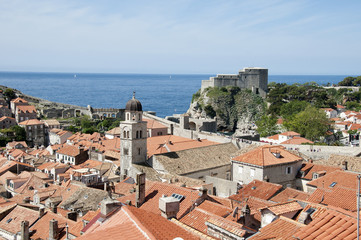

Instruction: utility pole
[357,174,361,240]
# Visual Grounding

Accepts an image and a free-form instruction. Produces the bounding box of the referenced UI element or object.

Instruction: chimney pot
[49,219,58,240]
[21,220,30,240]
[159,196,180,219]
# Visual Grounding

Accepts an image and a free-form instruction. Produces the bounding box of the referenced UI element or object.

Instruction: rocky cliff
[187,86,266,133]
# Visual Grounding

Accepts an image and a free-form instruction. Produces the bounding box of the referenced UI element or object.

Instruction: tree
[280,100,309,121]
[286,106,330,141]
[4,88,16,101]
[338,76,356,86]
[11,125,26,141]
[256,115,279,137]
[80,115,92,129]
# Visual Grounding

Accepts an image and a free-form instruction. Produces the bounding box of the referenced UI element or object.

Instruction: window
[238,166,243,174]
[124,148,129,155]
[123,131,126,138]
[136,131,139,138]
[138,148,141,155]
[140,131,142,138]
[250,168,255,177]
[127,113,130,121]
[286,166,292,174]
[330,182,337,188]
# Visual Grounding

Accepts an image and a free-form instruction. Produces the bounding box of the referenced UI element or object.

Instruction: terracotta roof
[143,117,168,129]
[180,208,215,234]
[30,210,76,240]
[198,200,232,217]
[105,127,120,135]
[270,187,311,202]
[118,181,202,219]
[11,97,27,103]
[266,134,280,140]
[248,216,304,240]
[0,205,39,234]
[299,162,341,180]
[79,205,199,240]
[307,170,359,190]
[114,177,136,196]
[277,118,284,125]
[18,119,42,125]
[6,141,28,148]
[261,200,303,215]
[41,119,60,126]
[147,135,219,157]
[37,162,67,171]
[280,131,300,136]
[308,186,358,212]
[337,104,345,109]
[232,145,302,167]
[206,215,254,237]
[153,143,237,175]
[281,136,314,144]
[293,208,361,239]
[228,196,273,222]
[0,116,14,121]
[16,105,36,113]
[56,145,82,157]
[229,180,282,201]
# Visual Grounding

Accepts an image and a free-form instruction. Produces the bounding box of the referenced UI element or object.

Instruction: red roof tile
[300,163,341,181]
[261,200,303,215]
[270,187,311,202]
[232,145,302,167]
[229,180,283,201]
[16,105,36,113]
[18,119,42,125]
[248,216,304,240]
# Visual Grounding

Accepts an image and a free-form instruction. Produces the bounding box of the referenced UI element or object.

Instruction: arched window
[139,130,142,138]
[138,148,141,155]
[123,131,126,138]
[127,131,129,138]
[139,113,141,120]
[127,113,130,121]
[136,131,139,139]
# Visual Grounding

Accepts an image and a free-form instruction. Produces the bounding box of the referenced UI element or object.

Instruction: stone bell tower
[120,92,147,178]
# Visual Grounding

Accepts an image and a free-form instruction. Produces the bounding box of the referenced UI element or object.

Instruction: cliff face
[188,86,266,132]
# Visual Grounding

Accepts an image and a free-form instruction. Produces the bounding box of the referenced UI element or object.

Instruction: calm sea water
[0,72,350,118]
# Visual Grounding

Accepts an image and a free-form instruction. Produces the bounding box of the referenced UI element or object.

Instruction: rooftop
[229,180,283,201]
[232,145,302,167]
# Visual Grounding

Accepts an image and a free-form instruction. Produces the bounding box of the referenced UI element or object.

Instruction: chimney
[23,197,30,204]
[198,187,208,200]
[49,219,58,240]
[39,207,45,218]
[100,199,122,218]
[136,173,146,208]
[67,211,77,222]
[21,220,30,240]
[159,196,180,219]
[342,161,348,170]
[50,205,57,214]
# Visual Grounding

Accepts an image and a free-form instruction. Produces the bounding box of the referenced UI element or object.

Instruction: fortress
[201,67,268,98]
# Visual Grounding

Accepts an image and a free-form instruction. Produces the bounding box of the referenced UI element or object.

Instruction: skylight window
[306,207,316,215]
[6,218,12,224]
[251,186,256,190]
[171,193,185,201]
[329,182,337,188]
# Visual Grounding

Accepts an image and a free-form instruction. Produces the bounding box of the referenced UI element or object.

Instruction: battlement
[201,67,268,98]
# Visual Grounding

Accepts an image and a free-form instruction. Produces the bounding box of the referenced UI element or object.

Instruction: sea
[0,72,351,118]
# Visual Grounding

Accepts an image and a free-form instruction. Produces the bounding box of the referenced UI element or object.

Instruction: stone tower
[120,92,147,178]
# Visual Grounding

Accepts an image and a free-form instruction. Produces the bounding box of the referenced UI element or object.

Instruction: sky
[0,0,360,75]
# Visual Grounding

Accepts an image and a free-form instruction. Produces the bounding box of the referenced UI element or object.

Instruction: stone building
[201,67,268,98]
[231,145,303,188]
[48,128,73,145]
[0,116,16,129]
[15,105,37,123]
[10,97,28,115]
[18,119,45,147]
[120,93,147,178]
[0,105,11,118]
[55,145,88,165]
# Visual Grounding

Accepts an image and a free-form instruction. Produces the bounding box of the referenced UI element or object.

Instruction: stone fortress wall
[201,67,268,98]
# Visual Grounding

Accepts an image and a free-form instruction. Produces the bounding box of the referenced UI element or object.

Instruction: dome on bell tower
[125,92,142,112]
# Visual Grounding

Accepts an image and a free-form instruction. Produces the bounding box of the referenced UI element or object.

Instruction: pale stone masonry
[201,67,268,98]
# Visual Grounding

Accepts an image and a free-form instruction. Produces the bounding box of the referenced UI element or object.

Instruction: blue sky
[0,0,360,74]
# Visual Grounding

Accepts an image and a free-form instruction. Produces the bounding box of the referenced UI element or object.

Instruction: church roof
[125,93,142,112]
